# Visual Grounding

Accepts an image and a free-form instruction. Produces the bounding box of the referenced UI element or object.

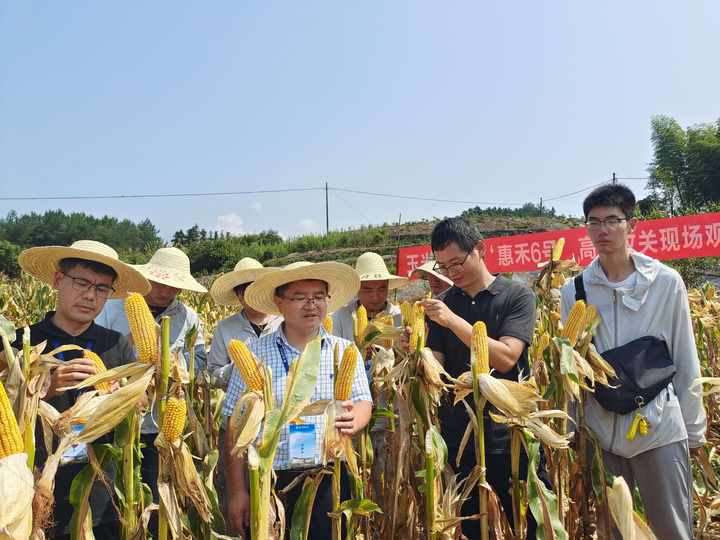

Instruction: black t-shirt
[426,277,536,467]
[12,312,135,536]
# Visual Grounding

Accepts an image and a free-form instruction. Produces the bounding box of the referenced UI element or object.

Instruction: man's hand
[47,357,98,398]
[227,490,250,534]
[335,400,359,436]
[421,299,458,329]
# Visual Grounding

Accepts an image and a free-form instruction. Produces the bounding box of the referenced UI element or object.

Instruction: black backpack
[574,274,675,415]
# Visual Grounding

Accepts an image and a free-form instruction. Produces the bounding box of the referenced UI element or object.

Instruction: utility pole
[325,181,329,236]
[612,172,617,184]
[539,197,543,216]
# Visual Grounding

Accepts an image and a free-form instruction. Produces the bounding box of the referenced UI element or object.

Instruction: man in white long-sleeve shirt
[207,258,281,389]
[561,183,706,540]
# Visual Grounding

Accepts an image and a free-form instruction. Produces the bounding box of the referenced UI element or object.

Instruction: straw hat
[409,260,454,286]
[355,252,408,290]
[18,240,151,298]
[134,247,207,293]
[245,261,360,316]
[210,257,277,306]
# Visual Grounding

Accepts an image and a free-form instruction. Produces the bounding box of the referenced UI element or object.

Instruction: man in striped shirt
[222,261,372,539]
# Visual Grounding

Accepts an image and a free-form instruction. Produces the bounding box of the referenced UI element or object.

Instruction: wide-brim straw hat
[18,240,151,298]
[210,257,278,306]
[245,261,360,316]
[409,260,454,286]
[134,247,207,293]
[355,251,408,290]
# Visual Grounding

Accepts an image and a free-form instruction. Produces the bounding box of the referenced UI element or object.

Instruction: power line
[328,187,525,207]
[0,187,323,201]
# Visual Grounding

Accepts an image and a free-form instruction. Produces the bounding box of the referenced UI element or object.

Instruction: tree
[647,115,720,212]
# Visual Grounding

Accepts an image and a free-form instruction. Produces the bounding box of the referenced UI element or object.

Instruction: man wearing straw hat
[96,246,208,517]
[332,251,408,342]
[222,261,373,539]
[409,259,453,298]
[13,240,150,540]
[208,257,282,390]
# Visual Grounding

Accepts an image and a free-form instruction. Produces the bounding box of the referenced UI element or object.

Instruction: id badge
[288,423,316,468]
[60,423,88,465]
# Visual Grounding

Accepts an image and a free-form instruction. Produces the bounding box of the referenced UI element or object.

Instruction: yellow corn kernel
[582,304,598,331]
[354,305,368,343]
[161,396,187,443]
[409,316,425,352]
[0,379,24,458]
[400,301,414,327]
[472,321,490,374]
[84,350,111,394]
[551,237,566,261]
[228,339,265,392]
[322,315,333,334]
[562,300,586,347]
[335,345,358,401]
[124,292,158,363]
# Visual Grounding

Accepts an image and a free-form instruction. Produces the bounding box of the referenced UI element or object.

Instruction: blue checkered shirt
[222,325,372,470]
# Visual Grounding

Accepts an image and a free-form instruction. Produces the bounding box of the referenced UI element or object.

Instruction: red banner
[397,212,720,276]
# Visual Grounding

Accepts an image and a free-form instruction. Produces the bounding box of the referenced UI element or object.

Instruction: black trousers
[275,467,350,540]
[459,451,548,540]
[140,433,160,537]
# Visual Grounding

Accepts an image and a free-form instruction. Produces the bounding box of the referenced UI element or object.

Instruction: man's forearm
[225,422,248,494]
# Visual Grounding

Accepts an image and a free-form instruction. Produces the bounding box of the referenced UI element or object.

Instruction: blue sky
[1,2,718,241]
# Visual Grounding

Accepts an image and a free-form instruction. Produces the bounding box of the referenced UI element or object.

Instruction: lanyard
[276,341,291,374]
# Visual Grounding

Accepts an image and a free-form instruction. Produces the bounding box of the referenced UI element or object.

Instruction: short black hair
[274,280,328,298]
[431,217,483,252]
[58,257,117,281]
[583,183,636,219]
[233,282,251,296]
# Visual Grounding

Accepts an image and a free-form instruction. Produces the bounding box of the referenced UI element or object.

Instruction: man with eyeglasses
[561,183,705,539]
[421,217,540,539]
[222,261,372,539]
[13,240,150,540]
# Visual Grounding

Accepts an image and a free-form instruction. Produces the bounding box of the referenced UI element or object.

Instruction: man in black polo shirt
[423,217,538,539]
[14,240,149,540]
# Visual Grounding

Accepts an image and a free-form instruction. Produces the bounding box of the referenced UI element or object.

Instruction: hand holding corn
[47,357,99,397]
[421,298,458,328]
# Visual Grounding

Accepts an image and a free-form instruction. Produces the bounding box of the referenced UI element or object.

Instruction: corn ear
[322,315,333,334]
[228,339,265,392]
[0,379,24,458]
[124,292,159,363]
[472,321,490,374]
[161,396,187,444]
[84,350,112,394]
[335,345,358,401]
[551,237,565,261]
[562,300,586,347]
[354,305,368,343]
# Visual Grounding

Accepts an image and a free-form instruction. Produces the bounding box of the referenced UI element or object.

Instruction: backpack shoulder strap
[574,274,586,302]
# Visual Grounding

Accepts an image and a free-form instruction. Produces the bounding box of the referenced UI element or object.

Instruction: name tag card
[288,423,316,468]
[61,423,88,465]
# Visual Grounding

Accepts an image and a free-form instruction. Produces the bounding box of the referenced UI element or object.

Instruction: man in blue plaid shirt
[223,261,373,539]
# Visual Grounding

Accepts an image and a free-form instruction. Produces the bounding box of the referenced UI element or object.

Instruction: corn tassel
[335,345,358,401]
[562,300,586,347]
[161,396,187,444]
[84,350,112,394]
[0,379,24,458]
[124,292,159,363]
[228,339,265,392]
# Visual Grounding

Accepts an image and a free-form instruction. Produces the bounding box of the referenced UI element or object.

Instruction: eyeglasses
[62,273,116,298]
[585,216,628,230]
[432,251,472,275]
[281,293,330,306]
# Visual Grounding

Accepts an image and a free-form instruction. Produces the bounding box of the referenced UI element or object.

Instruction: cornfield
[1,246,720,540]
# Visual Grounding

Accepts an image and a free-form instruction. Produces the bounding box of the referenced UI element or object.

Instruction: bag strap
[574,274,586,302]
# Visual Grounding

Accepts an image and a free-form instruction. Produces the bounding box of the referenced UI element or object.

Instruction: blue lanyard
[52,339,93,361]
[276,341,291,374]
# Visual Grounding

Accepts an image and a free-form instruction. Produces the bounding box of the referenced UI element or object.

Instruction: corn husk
[228,391,265,458]
[0,453,34,540]
[606,476,657,540]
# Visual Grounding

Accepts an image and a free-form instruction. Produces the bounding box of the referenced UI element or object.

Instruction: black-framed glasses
[585,216,628,230]
[62,273,116,298]
[281,293,330,306]
[432,251,472,275]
